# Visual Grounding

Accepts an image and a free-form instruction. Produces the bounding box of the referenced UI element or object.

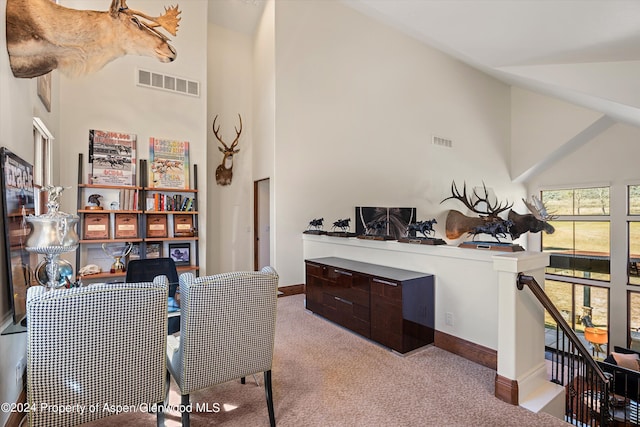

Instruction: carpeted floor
[86,294,569,426]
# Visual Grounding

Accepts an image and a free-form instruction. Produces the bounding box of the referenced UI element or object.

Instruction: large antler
[119,2,181,36]
[523,195,556,221]
[441,181,513,218]
[212,114,243,153]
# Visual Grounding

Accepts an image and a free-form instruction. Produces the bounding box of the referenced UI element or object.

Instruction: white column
[493,252,565,417]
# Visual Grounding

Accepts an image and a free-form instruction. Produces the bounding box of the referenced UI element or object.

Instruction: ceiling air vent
[137,68,200,97]
[432,135,453,148]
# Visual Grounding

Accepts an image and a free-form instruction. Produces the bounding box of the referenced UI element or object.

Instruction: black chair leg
[156,399,164,427]
[156,370,171,426]
[264,370,275,427]
[165,370,171,406]
[181,393,190,427]
[241,377,246,384]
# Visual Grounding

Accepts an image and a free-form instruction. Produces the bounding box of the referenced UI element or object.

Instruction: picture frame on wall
[168,243,190,266]
[0,147,38,325]
[146,242,161,259]
[37,72,51,112]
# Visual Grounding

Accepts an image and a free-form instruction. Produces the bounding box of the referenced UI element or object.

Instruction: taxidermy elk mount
[6,0,181,78]
[212,114,242,186]
[441,181,555,242]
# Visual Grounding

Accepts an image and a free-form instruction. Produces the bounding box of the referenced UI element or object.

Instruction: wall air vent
[432,135,453,148]
[137,68,200,97]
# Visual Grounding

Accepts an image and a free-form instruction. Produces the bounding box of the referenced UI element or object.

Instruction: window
[33,117,54,187]
[628,291,640,351]
[545,280,610,357]
[542,187,610,281]
[542,186,611,358]
[628,185,640,285]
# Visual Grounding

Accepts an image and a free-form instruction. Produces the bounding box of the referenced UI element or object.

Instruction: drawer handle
[334,269,352,277]
[334,296,353,305]
[372,278,398,287]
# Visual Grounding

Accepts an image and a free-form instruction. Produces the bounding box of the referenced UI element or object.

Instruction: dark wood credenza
[305,257,434,354]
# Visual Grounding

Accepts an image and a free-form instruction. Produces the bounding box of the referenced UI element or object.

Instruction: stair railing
[517,273,612,426]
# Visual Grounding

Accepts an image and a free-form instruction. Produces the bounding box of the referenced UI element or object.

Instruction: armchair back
[26,280,168,426]
[169,266,278,394]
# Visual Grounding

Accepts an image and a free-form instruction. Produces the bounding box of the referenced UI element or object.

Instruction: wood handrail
[517,273,610,385]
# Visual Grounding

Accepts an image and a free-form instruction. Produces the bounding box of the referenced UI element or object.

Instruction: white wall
[253,0,276,273]
[510,87,604,181]
[59,1,209,273]
[206,23,255,274]
[273,0,520,286]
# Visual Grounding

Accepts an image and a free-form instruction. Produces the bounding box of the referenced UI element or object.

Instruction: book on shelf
[149,138,189,189]
[89,129,137,186]
[147,193,193,212]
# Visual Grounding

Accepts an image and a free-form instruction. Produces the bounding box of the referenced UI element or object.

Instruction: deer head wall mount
[6,0,181,78]
[212,114,242,186]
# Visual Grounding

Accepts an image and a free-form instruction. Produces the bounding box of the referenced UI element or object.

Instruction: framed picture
[145,242,161,259]
[149,137,189,189]
[168,243,190,266]
[0,148,38,325]
[37,72,51,112]
[88,129,137,186]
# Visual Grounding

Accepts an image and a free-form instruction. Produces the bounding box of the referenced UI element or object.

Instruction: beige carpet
[85,294,568,426]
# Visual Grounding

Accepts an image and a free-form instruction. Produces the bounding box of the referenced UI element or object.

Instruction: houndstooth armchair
[26,279,168,427]
[166,266,279,427]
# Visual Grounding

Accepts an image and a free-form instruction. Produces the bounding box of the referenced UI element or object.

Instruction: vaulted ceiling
[209,0,640,127]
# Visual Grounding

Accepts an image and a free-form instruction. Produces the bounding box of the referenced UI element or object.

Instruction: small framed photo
[146,242,161,259]
[168,243,190,266]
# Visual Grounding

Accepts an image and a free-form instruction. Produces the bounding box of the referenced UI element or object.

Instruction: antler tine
[473,182,513,216]
[230,114,243,149]
[523,195,556,221]
[212,115,230,149]
[441,181,480,213]
[122,4,181,36]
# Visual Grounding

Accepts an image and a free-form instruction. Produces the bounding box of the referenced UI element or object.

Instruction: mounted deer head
[212,114,242,186]
[6,0,181,78]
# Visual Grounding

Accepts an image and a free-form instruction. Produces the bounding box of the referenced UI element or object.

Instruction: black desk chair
[126,257,180,334]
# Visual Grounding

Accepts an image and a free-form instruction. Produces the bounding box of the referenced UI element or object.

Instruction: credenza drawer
[305,257,434,353]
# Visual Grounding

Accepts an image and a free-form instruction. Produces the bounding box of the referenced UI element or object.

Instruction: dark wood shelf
[305,257,434,354]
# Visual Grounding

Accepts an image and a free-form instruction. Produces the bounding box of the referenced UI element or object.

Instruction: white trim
[33,117,54,140]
